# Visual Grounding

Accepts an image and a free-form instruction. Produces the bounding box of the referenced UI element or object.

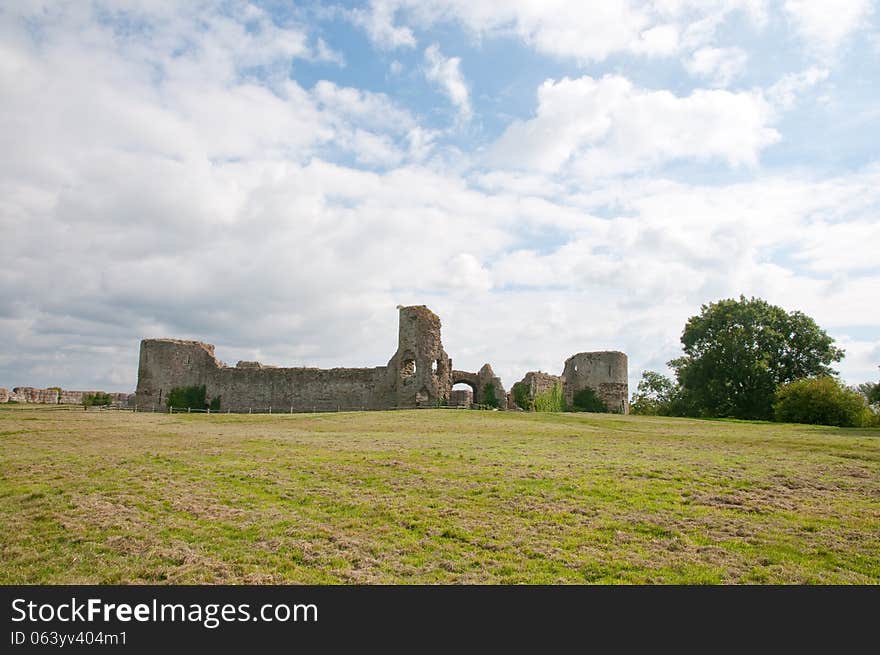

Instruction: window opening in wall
[432,359,439,376]
[401,358,416,378]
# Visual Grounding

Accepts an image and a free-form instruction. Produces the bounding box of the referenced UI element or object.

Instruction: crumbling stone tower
[384,305,452,407]
[562,351,629,413]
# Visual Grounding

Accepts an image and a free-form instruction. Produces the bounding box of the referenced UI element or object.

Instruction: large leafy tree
[671,296,844,420]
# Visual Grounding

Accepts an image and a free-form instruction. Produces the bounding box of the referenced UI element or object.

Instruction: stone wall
[451,364,506,407]
[561,351,629,413]
[511,371,563,409]
[132,304,629,414]
[448,388,473,407]
[2,387,132,406]
[135,305,456,412]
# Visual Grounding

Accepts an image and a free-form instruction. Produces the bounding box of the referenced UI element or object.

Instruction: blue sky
[1,0,878,393]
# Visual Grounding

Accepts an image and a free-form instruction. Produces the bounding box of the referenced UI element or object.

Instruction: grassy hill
[1,407,878,583]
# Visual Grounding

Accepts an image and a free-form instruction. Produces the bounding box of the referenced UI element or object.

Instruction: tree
[482,383,499,408]
[570,387,607,413]
[857,378,880,407]
[82,392,112,408]
[166,385,207,410]
[630,371,680,415]
[511,382,532,410]
[671,296,844,420]
[774,377,873,427]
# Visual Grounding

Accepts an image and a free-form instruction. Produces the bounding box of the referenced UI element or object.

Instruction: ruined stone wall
[3,387,132,406]
[378,305,452,408]
[451,364,506,407]
[562,351,629,413]
[134,340,220,410]
[511,371,563,408]
[134,305,455,411]
[209,366,386,412]
[448,389,472,407]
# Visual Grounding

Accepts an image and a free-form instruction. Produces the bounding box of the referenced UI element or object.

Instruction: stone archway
[451,370,481,405]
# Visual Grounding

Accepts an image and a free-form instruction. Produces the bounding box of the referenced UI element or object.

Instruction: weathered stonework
[511,371,563,409]
[562,351,629,413]
[136,306,457,411]
[512,352,629,413]
[133,305,628,414]
[2,387,133,406]
[450,363,506,407]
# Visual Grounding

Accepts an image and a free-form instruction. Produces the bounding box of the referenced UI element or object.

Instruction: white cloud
[784,0,873,55]
[350,0,417,49]
[684,46,748,87]
[351,0,767,62]
[767,67,830,109]
[486,75,779,176]
[423,44,472,121]
[313,37,346,66]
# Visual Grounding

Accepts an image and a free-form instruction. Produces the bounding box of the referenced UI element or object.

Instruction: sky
[1,0,879,394]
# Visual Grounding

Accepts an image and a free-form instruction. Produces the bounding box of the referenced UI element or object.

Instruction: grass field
[1,406,878,584]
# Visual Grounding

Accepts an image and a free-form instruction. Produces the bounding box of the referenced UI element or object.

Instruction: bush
[166,385,207,410]
[773,377,873,427]
[209,396,221,411]
[482,383,499,408]
[511,382,532,410]
[570,387,607,413]
[534,382,565,412]
[82,392,112,407]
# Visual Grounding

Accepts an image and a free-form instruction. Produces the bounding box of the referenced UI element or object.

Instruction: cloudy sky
[2,0,878,394]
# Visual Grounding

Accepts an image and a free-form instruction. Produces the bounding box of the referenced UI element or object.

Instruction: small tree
[166,385,207,410]
[534,382,565,412]
[857,381,880,407]
[570,387,607,413]
[630,371,683,415]
[773,377,873,427]
[482,383,499,408]
[511,382,532,410]
[82,392,112,407]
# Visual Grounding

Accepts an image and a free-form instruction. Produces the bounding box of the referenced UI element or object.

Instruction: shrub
[534,382,565,412]
[570,387,607,413]
[482,383,499,408]
[773,377,873,428]
[209,396,221,411]
[511,382,532,410]
[166,385,207,410]
[630,371,678,415]
[82,392,112,407]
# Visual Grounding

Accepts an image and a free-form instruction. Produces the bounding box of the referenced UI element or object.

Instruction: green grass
[1,407,878,584]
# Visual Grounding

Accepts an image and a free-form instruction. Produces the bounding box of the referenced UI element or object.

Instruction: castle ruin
[134,305,629,413]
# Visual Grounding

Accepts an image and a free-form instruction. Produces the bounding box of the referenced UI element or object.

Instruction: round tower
[562,351,629,413]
